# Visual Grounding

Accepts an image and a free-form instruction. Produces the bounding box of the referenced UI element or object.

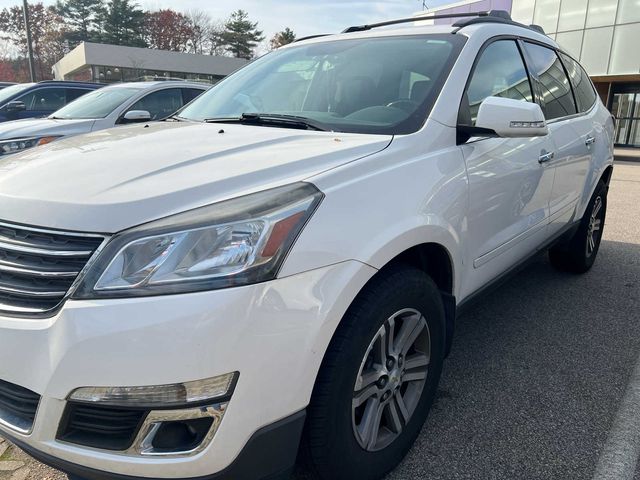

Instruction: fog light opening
[151,417,214,452]
[132,403,228,457]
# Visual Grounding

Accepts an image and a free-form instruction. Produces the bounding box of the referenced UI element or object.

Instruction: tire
[549,179,608,274]
[301,265,445,480]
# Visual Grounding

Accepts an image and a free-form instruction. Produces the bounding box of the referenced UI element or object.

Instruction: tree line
[0,0,297,82]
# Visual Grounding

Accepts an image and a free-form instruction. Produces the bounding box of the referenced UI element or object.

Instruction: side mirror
[475,96,548,138]
[122,110,151,122]
[5,101,25,113]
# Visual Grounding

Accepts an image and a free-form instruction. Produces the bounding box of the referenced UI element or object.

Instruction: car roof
[36,80,104,87]
[102,81,210,90]
[289,14,556,50]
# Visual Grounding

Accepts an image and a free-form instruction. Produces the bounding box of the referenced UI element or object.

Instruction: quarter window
[461,40,533,126]
[522,42,577,120]
[559,53,597,113]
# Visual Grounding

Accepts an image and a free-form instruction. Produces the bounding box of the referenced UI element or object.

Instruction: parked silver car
[0,81,208,156]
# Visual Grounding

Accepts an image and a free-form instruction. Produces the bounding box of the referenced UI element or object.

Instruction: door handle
[585,135,596,146]
[538,151,555,164]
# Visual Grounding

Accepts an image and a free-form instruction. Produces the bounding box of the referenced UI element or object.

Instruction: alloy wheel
[352,308,431,452]
[586,196,603,257]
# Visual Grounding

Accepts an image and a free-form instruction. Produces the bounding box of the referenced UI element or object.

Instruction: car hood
[0,122,392,233]
[0,118,95,140]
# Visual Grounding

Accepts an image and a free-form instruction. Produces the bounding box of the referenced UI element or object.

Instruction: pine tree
[55,0,105,47]
[221,10,264,60]
[270,27,296,50]
[97,0,146,47]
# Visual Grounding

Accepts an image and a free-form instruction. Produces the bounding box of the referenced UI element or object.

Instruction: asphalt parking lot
[1,162,639,480]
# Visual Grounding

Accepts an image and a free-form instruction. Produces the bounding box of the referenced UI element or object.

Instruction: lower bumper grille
[0,379,41,433]
[57,403,147,451]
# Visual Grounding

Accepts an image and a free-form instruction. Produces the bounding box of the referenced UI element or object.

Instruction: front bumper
[0,260,376,479]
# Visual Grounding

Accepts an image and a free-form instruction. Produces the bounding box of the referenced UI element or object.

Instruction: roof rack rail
[451,11,548,36]
[342,10,507,33]
[528,24,546,34]
[295,34,330,43]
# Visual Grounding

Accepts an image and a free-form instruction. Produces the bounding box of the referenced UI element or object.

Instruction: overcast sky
[0,0,452,43]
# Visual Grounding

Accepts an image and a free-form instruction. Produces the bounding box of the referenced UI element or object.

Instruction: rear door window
[522,42,577,120]
[182,88,205,104]
[66,88,92,103]
[559,53,597,113]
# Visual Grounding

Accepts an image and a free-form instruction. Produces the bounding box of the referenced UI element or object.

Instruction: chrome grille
[0,221,104,316]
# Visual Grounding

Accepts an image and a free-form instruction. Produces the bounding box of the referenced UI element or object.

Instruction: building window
[586,0,619,28]
[557,0,588,32]
[581,27,614,76]
[533,0,561,33]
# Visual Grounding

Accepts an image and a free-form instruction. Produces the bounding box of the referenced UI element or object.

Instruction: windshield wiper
[204,113,328,131]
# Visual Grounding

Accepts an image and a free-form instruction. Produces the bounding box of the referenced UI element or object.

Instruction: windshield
[51,87,140,119]
[179,34,465,135]
[0,83,34,106]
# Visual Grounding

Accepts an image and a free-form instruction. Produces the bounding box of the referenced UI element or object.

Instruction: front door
[458,39,556,299]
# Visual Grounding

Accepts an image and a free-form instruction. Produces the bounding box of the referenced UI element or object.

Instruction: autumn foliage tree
[0,3,66,80]
[145,9,194,52]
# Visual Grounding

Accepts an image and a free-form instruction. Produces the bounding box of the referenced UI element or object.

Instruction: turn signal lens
[68,373,237,408]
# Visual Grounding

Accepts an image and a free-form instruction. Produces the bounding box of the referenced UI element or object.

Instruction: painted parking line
[592,353,640,480]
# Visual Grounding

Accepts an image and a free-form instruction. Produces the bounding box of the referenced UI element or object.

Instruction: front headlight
[73,183,323,298]
[0,136,59,155]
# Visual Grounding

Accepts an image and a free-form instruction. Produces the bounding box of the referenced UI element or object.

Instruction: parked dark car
[0,81,103,123]
[0,82,17,90]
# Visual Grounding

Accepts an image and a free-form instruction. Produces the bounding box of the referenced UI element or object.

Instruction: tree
[0,60,16,82]
[221,10,264,59]
[55,0,105,47]
[270,27,296,50]
[145,9,194,52]
[208,20,227,56]
[185,9,212,55]
[0,3,66,80]
[97,0,146,47]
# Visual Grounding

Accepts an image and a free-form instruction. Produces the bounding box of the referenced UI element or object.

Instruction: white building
[53,42,248,85]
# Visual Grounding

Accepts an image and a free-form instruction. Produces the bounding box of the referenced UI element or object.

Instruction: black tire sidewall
[305,266,445,480]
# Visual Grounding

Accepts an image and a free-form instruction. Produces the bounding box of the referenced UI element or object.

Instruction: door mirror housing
[475,97,548,138]
[4,101,26,113]
[122,110,151,123]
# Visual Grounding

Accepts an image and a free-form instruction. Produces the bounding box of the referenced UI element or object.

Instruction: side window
[461,40,533,126]
[17,88,67,111]
[127,88,183,120]
[559,53,597,113]
[66,88,91,103]
[182,88,205,104]
[522,42,577,120]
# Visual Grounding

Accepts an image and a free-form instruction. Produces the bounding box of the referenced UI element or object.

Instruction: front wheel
[549,179,608,274]
[301,266,445,480]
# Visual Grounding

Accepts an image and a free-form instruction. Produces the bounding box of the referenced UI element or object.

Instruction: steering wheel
[386,99,419,113]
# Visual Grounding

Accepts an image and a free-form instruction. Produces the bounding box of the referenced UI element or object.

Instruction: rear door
[520,42,591,234]
[458,39,556,297]
[558,52,602,218]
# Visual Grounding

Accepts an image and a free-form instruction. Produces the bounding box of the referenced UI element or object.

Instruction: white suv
[0,11,614,480]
